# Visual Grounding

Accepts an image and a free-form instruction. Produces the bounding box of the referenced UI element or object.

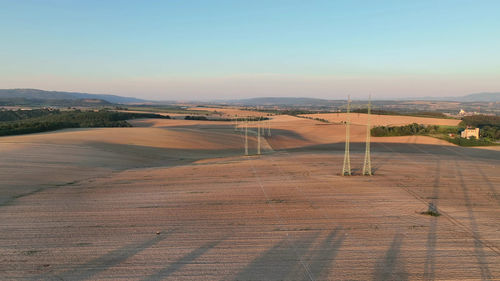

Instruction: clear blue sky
[1,0,499,100]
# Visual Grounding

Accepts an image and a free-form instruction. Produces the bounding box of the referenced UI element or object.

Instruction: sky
[1,0,499,100]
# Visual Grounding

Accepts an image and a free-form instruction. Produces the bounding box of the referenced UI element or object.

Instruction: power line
[257,118,261,155]
[245,118,249,156]
[363,94,372,176]
[342,95,351,176]
[267,117,271,137]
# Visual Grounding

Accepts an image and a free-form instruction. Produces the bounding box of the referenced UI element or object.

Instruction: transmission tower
[244,119,249,156]
[257,119,261,155]
[267,117,271,137]
[363,95,372,176]
[342,95,351,176]
[234,115,238,131]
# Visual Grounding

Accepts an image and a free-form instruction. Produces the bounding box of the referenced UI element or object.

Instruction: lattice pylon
[267,117,271,137]
[257,120,261,155]
[342,95,351,176]
[244,119,249,156]
[363,95,372,176]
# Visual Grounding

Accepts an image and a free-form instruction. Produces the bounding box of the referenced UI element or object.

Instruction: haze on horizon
[1,0,499,100]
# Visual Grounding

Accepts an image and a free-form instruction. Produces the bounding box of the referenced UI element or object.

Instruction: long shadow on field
[423,159,441,281]
[455,162,493,280]
[373,233,408,281]
[407,143,497,279]
[43,230,174,281]
[262,128,309,141]
[282,142,500,161]
[375,140,440,280]
[85,141,243,169]
[142,238,223,281]
[370,137,416,173]
[233,233,319,281]
[158,123,235,131]
[475,167,500,205]
[0,141,243,208]
[306,227,345,280]
[166,124,308,142]
[444,146,500,205]
[167,124,247,141]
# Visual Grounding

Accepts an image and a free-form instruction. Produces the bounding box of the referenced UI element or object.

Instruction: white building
[461,127,479,139]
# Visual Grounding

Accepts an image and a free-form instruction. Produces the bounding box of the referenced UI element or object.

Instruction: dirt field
[300,113,461,127]
[0,116,498,280]
[187,107,269,118]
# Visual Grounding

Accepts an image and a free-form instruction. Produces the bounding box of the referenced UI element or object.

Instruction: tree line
[0,109,169,136]
[370,123,454,137]
[459,115,500,140]
[353,109,449,119]
[370,114,500,146]
[184,115,269,121]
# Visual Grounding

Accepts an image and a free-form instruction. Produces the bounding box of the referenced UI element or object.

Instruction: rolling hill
[0,89,147,104]
[228,97,331,106]
[458,92,500,102]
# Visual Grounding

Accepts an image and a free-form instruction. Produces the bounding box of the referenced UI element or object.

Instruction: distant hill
[229,97,331,106]
[458,92,500,102]
[0,89,147,104]
[228,93,500,105]
[0,97,111,107]
[405,92,500,102]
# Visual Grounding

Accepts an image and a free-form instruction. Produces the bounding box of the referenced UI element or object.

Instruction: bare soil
[301,113,461,126]
[0,115,498,280]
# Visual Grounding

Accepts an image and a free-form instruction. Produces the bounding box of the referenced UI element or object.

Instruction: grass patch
[421,203,441,217]
[443,136,499,146]
[420,210,441,217]
[22,250,40,256]
[269,199,286,203]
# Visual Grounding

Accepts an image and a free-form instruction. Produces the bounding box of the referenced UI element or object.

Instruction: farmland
[0,114,499,280]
